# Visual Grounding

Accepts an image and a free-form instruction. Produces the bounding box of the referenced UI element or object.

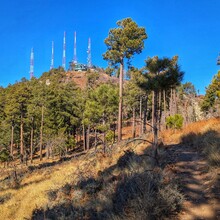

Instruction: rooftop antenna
[30,48,34,79]
[87,37,92,68]
[62,31,66,70]
[73,31,77,64]
[50,41,54,70]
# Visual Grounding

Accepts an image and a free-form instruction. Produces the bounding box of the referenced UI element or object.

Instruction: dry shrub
[0,193,11,205]
[180,118,220,168]
[198,130,220,167]
[111,171,183,220]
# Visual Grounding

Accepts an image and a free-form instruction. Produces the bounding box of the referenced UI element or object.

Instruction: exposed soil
[167,144,220,220]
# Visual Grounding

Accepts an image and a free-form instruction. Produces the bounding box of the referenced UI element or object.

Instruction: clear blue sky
[0,0,219,94]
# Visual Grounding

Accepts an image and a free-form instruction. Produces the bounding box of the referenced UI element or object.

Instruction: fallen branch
[125,138,154,146]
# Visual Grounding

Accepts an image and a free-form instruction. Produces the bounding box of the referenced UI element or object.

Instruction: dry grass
[0,143,136,219]
[0,118,219,219]
[161,118,220,145]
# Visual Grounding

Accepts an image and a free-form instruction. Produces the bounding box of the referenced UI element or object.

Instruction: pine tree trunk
[95,129,97,152]
[83,123,86,151]
[30,118,34,163]
[39,106,44,161]
[153,90,158,162]
[20,114,24,163]
[173,88,177,115]
[169,88,173,115]
[103,131,106,153]
[152,91,155,133]
[10,124,14,158]
[118,60,124,142]
[158,90,162,133]
[86,125,90,151]
[132,107,136,138]
[139,96,142,135]
[103,116,106,153]
[142,95,148,134]
[163,90,166,129]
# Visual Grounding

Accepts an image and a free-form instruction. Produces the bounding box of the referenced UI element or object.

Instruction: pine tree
[103,17,147,142]
[143,56,184,160]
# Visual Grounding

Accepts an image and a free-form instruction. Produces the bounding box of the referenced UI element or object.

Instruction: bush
[0,148,11,163]
[199,130,220,167]
[112,172,184,219]
[106,130,114,144]
[166,114,183,129]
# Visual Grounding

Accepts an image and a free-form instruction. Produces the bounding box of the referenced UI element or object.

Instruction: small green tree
[166,114,184,129]
[201,71,220,114]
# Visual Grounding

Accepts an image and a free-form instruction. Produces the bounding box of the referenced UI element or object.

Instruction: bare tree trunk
[152,91,155,133]
[163,90,166,129]
[103,117,106,153]
[86,125,90,151]
[10,124,14,158]
[173,88,177,115]
[132,107,136,139]
[184,100,189,125]
[158,90,162,133]
[103,131,106,153]
[118,60,124,142]
[30,118,34,163]
[39,106,44,161]
[142,95,148,134]
[83,123,86,151]
[153,90,158,162]
[169,88,173,115]
[20,114,24,163]
[139,96,142,135]
[95,129,97,152]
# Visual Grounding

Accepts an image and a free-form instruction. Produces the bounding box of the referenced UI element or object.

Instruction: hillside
[66,70,119,89]
[0,118,219,219]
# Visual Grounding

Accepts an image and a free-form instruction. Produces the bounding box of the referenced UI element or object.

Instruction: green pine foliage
[201,71,220,113]
[166,114,184,129]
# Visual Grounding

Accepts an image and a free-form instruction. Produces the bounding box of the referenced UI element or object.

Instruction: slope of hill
[0,118,219,219]
[66,70,119,89]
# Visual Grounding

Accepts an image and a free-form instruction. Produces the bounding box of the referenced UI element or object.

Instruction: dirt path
[167,144,220,220]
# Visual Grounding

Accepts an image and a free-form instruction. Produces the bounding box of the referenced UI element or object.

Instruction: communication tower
[62,31,66,70]
[87,38,92,68]
[30,48,34,79]
[217,53,220,65]
[73,31,77,64]
[50,41,54,70]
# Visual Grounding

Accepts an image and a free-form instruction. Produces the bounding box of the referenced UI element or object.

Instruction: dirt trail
[167,144,220,220]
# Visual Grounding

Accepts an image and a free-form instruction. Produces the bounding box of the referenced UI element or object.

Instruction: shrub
[106,130,114,144]
[0,193,11,204]
[112,172,184,219]
[0,148,11,163]
[199,130,220,167]
[166,114,183,129]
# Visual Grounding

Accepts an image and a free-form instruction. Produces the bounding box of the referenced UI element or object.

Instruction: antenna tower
[30,48,34,79]
[50,41,54,70]
[62,31,66,70]
[217,53,220,65]
[73,31,77,64]
[87,37,92,68]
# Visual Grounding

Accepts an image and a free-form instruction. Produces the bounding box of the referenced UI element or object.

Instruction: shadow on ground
[165,129,220,219]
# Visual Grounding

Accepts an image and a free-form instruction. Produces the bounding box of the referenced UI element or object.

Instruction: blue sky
[0,0,219,94]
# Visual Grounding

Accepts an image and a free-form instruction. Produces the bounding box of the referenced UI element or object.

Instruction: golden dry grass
[161,118,220,145]
[0,144,134,219]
